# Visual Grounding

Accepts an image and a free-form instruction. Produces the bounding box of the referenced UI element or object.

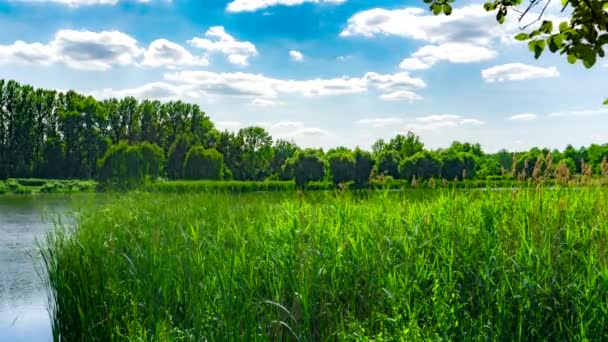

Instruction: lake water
[0,195,75,342]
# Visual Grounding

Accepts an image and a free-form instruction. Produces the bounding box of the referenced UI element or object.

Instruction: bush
[183,146,224,180]
[97,142,165,189]
[284,149,327,189]
[399,151,443,180]
[354,148,374,188]
[328,152,356,185]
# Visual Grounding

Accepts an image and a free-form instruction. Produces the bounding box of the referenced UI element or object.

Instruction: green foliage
[183,146,224,180]
[377,150,402,178]
[399,151,443,180]
[43,189,608,340]
[97,142,165,189]
[435,0,608,103]
[166,135,192,180]
[285,149,327,188]
[353,148,374,188]
[328,151,356,185]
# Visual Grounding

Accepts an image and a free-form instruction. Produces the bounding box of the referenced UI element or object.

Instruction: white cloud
[399,57,432,70]
[142,39,208,68]
[188,26,257,66]
[162,70,424,99]
[482,63,559,82]
[400,43,497,70]
[341,5,519,46]
[251,98,283,106]
[289,50,304,61]
[89,82,186,100]
[379,90,423,102]
[357,117,405,128]
[0,29,143,70]
[406,114,485,132]
[226,0,346,13]
[0,40,57,65]
[549,108,608,117]
[215,120,330,140]
[509,113,538,121]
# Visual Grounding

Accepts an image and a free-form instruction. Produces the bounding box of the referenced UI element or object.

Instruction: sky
[0,0,606,152]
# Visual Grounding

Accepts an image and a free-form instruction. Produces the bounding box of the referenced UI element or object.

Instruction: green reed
[42,188,608,340]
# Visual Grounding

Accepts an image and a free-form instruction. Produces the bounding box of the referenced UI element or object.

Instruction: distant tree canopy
[427,0,608,104]
[2,79,608,189]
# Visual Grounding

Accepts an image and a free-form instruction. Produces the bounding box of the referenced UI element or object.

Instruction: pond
[0,195,77,342]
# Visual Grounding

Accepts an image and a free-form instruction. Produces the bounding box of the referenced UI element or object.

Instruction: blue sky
[0,0,606,152]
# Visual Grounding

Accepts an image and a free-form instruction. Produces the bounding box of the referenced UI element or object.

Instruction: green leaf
[443,4,453,15]
[515,33,529,41]
[582,52,596,68]
[534,40,546,59]
[540,20,553,34]
[483,2,495,11]
[567,53,577,64]
[496,9,506,24]
[528,40,537,52]
[598,34,608,45]
[431,3,442,15]
[603,2,608,10]
[604,98,608,105]
[423,0,433,4]
[559,21,569,33]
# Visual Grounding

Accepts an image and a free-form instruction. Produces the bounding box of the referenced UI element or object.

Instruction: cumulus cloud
[162,70,425,100]
[399,43,497,70]
[406,114,486,132]
[188,26,257,66]
[508,113,538,121]
[379,90,423,102]
[142,39,208,68]
[289,50,304,61]
[226,0,347,13]
[341,6,519,45]
[357,114,484,132]
[482,63,559,82]
[0,29,144,70]
[52,29,142,70]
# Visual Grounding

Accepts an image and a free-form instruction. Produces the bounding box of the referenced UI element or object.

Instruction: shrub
[328,152,356,186]
[183,146,224,180]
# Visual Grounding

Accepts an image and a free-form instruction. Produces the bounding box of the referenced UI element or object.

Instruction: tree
[328,151,356,185]
[399,151,443,180]
[388,132,424,157]
[284,149,327,188]
[236,126,274,180]
[377,150,402,178]
[97,142,163,189]
[429,0,608,104]
[166,134,192,180]
[354,148,374,188]
[183,146,224,180]
[271,139,299,178]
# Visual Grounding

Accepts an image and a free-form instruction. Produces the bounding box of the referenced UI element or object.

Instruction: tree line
[1,79,607,188]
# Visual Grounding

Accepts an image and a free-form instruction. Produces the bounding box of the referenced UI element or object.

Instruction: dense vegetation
[43,188,608,340]
[2,79,608,190]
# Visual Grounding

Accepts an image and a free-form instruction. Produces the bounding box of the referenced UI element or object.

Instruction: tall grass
[42,188,608,340]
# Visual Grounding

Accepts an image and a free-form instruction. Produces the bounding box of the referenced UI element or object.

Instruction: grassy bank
[0,179,97,195]
[43,188,608,340]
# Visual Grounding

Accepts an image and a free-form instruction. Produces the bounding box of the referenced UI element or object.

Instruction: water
[0,195,75,342]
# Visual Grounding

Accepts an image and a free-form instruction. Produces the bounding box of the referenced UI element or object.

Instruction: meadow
[41,187,608,341]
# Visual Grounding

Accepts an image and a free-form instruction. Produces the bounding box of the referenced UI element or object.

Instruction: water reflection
[0,195,73,342]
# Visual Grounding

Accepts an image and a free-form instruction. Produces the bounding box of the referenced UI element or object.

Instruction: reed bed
[42,188,608,341]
